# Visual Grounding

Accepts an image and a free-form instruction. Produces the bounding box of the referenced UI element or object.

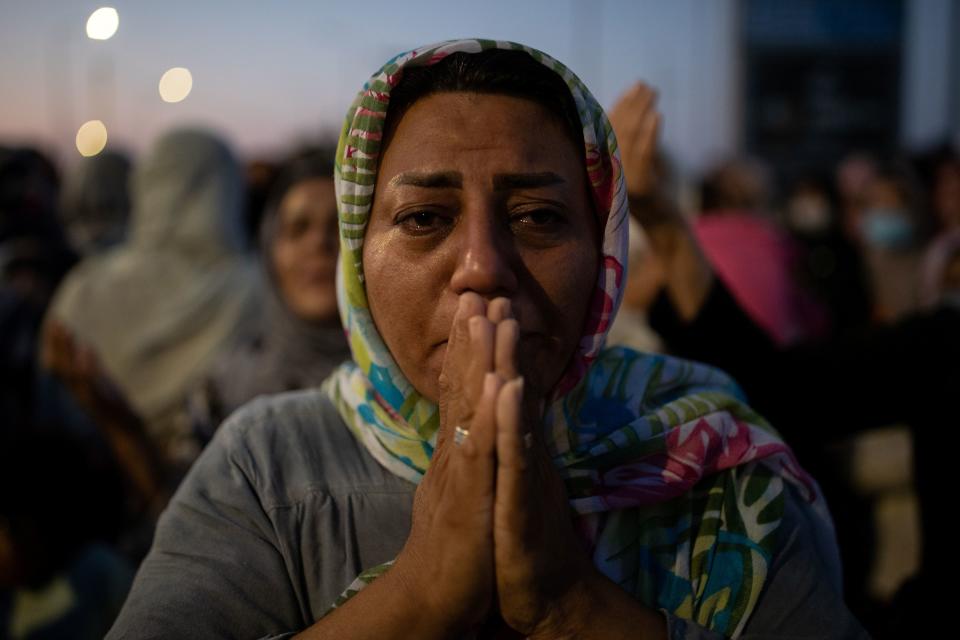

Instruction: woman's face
[272,177,340,323]
[363,92,599,403]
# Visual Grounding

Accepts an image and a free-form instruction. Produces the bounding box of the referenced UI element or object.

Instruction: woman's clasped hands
[390,291,598,639]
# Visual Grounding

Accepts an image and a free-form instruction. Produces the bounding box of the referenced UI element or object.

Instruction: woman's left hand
[608,81,661,199]
[489,306,599,638]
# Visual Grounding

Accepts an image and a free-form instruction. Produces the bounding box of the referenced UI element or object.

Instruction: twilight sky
[0,0,737,170]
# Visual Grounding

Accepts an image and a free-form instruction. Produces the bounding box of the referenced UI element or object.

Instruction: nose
[449,207,518,297]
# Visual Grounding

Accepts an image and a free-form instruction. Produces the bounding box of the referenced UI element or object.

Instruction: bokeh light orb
[159,67,193,103]
[86,7,119,40]
[76,120,108,157]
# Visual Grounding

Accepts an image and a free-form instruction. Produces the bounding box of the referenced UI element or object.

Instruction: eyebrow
[389,171,462,189]
[388,170,566,191]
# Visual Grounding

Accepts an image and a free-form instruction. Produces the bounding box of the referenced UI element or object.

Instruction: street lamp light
[159,67,193,103]
[76,120,108,157]
[86,7,119,41]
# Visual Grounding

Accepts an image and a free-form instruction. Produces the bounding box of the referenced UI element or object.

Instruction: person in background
[912,142,960,234]
[931,151,960,231]
[915,145,960,309]
[1,146,145,639]
[693,157,828,345]
[782,174,873,337]
[242,158,280,249]
[920,228,960,309]
[0,148,77,310]
[611,81,958,638]
[0,422,133,640]
[190,150,349,443]
[857,164,929,322]
[58,150,132,256]
[46,129,261,471]
[835,152,879,246]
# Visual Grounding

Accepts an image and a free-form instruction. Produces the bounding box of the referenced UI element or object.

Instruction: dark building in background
[742,0,904,182]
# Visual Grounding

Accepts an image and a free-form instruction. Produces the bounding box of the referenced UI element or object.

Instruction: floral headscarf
[323,39,829,637]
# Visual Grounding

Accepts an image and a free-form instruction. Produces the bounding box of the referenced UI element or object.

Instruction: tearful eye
[396,210,452,235]
[526,210,558,225]
[512,208,565,228]
[410,212,437,226]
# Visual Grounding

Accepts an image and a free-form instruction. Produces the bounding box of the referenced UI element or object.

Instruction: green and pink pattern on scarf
[323,39,831,637]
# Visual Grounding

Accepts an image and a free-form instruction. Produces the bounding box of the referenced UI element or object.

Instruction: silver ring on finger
[454,425,470,446]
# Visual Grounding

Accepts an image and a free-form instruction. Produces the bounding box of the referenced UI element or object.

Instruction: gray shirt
[107,390,867,639]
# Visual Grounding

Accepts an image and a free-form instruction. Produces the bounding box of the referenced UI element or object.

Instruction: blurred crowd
[1,93,958,638]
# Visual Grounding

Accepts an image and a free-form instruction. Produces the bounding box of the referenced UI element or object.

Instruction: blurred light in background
[76,120,108,156]
[85,7,119,41]
[158,67,193,103]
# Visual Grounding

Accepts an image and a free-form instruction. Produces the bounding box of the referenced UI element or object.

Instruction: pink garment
[694,210,824,345]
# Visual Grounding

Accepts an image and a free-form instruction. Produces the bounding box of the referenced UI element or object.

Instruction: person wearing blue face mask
[857,167,927,322]
[860,207,914,249]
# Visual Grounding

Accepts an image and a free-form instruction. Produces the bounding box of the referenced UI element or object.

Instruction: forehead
[284,176,334,200]
[280,177,336,215]
[377,92,584,177]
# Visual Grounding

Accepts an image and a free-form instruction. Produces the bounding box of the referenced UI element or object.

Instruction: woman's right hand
[389,292,505,634]
[301,293,507,639]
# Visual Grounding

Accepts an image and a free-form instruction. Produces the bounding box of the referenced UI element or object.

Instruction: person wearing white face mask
[784,176,872,337]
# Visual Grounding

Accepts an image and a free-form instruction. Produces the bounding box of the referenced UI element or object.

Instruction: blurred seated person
[190,150,350,443]
[0,429,133,640]
[1,147,77,310]
[46,129,261,470]
[1,287,133,640]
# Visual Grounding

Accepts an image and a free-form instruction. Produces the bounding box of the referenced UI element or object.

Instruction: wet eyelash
[394,210,454,235]
[510,208,567,227]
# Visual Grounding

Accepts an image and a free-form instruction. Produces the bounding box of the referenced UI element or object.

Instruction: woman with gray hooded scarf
[47,128,261,468]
